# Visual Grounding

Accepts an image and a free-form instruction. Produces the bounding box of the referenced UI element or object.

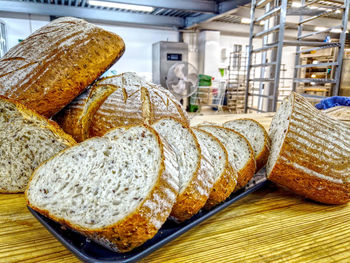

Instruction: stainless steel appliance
[152,41,188,88]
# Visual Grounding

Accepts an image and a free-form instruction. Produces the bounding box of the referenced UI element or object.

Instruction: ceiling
[0,0,347,34]
[0,0,252,29]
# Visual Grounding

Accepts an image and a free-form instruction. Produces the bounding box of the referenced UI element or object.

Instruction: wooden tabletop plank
[0,113,349,262]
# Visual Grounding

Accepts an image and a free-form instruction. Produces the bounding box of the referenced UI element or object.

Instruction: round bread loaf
[267,92,350,204]
[55,72,189,142]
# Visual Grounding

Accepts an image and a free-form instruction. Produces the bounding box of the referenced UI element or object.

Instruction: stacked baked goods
[1,16,349,254]
[0,17,125,193]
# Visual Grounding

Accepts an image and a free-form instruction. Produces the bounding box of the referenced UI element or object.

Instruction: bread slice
[55,72,189,141]
[0,96,76,193]
[152,118,215,222]
[0,17,125,117]
[197,125,256,190]
[192,128,238,209]
[223,119,270,171]
[26,125,179,252]
[267,92,350,204]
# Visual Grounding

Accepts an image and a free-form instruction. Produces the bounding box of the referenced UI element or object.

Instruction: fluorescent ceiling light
[315,26,327,31]
[88,0,154,12]
[331,28,342,33]
[291,2,302,7]
[241,18,251,24]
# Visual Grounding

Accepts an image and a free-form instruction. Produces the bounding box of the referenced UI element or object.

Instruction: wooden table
[1,113,349,263]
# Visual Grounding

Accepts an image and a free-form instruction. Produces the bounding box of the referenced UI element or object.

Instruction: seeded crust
[0,96,76,193]
[55,72,189,141]
[152,117,215,222]
[54,84,116,142]
[26,125,179,252]
[192,128,238,210]
[197,125,256,190]
[223,118,270,171]
[0,17,125,117]
[267,92,350,204]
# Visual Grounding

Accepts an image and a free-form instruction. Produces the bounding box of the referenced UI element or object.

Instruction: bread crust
[198,125,256,190]
[193,128,237,210]
[223,118,271,172]
[0,17,125,117]
[26,125,179,252]
[54,84,117,142]
[268,160,350,204]
[192,129,238,210]
[0,96,76,193]
[153,117,214,222]
[235,155,256,190]
[267,93,350,204]
[91,76,189,137]
[55,73,189,140]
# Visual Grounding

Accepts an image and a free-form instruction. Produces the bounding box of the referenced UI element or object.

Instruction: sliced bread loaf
[0,96,76,193]
[152,118,215,222]
[267,92,350,204]
[55,72,189,141]
[197,125,256,190]
[223,119,270,171]
[26,125,179,252]
[192,128,238,209]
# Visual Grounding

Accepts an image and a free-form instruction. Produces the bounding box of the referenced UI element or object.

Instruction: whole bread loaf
[267,92,350,204]
[26,125,179,252]
[0,96,76,193]
[0,17,125,117]
[54,72,189,141]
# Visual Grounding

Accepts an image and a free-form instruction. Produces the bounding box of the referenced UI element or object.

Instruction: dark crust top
[0,17,125,117]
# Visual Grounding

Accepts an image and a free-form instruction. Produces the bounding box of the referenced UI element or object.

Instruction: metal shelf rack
[245,0,349,112]
[292,0,349,103]
[226,45,250,113]
[245,0,288,113]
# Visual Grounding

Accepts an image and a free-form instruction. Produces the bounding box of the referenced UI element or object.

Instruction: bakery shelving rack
[245,0,288,113]
[226,44,251,113]
[245,0,349,112]
[292,0,349,104]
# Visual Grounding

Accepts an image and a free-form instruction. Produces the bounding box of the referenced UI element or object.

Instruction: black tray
[28,171,267,263]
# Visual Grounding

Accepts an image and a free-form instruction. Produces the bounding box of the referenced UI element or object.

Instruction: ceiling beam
[0,0,184,28]
[95,0,217,14]
[185,0,251,28]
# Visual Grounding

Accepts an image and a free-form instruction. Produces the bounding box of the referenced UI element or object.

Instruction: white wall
[0,12,179,80]
[0,13,50,49]
[95,23,179,80]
